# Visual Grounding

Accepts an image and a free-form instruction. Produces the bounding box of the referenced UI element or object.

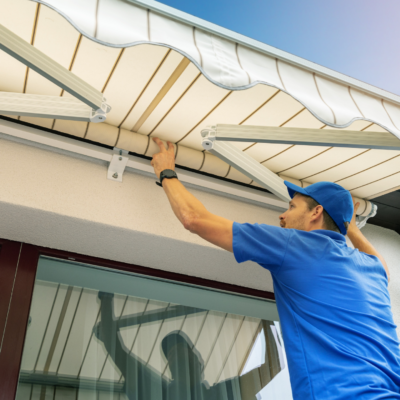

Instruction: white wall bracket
[0,23,110,122]
[107,148,129,182]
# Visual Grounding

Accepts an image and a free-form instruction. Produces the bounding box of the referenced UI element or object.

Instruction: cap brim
[284,180,308,199]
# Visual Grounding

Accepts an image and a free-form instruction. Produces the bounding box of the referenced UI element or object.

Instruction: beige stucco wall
[0,134,280,292]
[0,133,399,336]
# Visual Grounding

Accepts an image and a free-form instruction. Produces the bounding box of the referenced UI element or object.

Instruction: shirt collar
[311,229,346,243]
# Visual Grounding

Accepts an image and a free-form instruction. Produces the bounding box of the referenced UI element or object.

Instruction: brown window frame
[0,238,275,400]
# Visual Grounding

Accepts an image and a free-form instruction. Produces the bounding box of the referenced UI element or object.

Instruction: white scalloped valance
[35,0,400,140]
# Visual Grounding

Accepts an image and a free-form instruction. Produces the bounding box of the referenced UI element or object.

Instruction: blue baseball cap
[283,181,354,235]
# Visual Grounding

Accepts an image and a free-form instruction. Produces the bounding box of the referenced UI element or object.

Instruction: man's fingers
[167,141,175,153]
[153,137,166,152]
[351,196,360,211]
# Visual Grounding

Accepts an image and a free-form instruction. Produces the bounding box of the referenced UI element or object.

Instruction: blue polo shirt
[233,222,400,400]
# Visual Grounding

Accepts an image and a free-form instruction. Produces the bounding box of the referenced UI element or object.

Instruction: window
[16,256,291,399]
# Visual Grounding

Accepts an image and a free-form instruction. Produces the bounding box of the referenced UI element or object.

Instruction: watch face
[163,170,176,178]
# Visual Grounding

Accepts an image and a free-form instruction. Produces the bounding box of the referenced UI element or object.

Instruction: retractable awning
[1,0,400,203]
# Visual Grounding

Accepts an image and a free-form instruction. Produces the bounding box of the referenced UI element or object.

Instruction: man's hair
[294,192,341,234]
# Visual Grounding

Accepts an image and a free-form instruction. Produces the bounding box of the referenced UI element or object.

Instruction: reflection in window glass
[16,257,292,399]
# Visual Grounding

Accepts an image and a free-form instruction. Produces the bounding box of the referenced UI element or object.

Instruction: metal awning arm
[0,23,110,122]
[202,125,378,222]
[205,124,400,150]
[202,127,291,202]
[0,92,105,122]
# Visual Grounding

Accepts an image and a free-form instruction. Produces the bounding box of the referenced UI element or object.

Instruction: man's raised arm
[347,201,390,281]
[151,138,233,252]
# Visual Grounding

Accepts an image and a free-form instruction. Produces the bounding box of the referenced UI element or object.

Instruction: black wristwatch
[156,169,178,187]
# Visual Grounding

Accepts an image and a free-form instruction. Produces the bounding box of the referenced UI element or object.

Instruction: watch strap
[156,169,178,187]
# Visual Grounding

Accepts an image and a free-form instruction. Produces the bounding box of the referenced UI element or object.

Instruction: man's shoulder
[233,222,294,246]
[232,222,293,270]
[234,222,290,235]
[278,229,351,271]
[290,228,347,246]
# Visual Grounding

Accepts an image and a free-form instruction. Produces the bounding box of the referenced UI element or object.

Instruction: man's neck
[306,223,326,232]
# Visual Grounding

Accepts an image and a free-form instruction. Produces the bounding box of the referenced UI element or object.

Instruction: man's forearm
[151,138,233,251]
[161,178,234,251]
[162,178,208,231]
[347,225,390,281]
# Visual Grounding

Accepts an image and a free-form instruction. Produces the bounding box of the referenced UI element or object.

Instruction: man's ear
[311,205,324,222]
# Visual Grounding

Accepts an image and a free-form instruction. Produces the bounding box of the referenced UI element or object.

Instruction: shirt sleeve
[232,222,292,273]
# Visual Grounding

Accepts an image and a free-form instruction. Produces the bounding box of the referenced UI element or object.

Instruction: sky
[156,0,400,97]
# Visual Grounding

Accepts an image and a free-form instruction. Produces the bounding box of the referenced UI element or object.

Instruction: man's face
[279,194,312,231]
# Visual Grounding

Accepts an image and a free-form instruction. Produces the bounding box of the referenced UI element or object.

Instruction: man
[150,137,400,399]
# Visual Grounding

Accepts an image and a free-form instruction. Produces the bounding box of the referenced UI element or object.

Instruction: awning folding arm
[204,138,292,202]
[202,125,291,202]
[0,23,110,122]
[202,124,400,151]
[0,92,104,122]
[201,124,387,219]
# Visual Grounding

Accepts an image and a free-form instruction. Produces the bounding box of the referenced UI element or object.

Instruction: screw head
[112,172,118,179]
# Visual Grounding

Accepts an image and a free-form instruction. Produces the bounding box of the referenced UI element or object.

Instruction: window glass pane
[17,257,292,400]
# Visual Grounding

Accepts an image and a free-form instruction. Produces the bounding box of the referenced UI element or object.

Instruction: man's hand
[347,197,389,281]
[150,137,175,179]
[348,198,360,233]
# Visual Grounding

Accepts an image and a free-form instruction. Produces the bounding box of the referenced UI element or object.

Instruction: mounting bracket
[107,148,129,182]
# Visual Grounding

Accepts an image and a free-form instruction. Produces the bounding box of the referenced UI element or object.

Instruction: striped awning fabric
[35,0,400,137]
[1,0,400,199]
